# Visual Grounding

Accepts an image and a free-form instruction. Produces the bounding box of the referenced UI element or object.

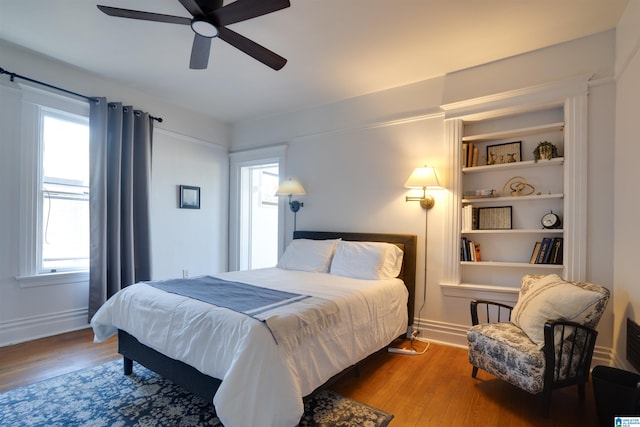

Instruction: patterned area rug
[0,359,393,427]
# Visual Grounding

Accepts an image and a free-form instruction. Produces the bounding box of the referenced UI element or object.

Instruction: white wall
[613,1,640,370]
[150,130,229,280]
[0,41,230,346]
[232,30,618,354]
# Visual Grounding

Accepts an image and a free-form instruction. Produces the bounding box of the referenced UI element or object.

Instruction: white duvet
[91,267,408,427]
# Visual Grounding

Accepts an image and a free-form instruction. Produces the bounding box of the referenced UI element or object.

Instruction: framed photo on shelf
[477,206,512,230]
[179,185,200,209]
[486,141,521,165]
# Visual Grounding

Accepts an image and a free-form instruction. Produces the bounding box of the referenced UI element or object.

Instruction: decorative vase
[539,146,553,160]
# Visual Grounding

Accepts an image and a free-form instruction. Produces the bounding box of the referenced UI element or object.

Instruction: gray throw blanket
[147,276,340,352]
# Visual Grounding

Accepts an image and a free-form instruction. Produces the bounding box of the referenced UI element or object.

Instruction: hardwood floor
[0,328,119,393]
[0,330,599,426]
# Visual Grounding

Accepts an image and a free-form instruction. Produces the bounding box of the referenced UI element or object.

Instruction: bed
[91,231,416,426]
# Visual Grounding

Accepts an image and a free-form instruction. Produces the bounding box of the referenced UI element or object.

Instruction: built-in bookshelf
[441,77,589,294]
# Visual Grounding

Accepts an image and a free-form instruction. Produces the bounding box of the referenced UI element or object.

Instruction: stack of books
[529,237,563,264]
[461,237,481,262]
[462,142,479,168]
[462,205,478,231]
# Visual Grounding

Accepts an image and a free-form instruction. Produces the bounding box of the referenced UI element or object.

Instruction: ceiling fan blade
[97,5,191,25]
[190,34,211,69]
[218,27,286,70]
[193,0,223,16]
[213,0,290,26]
[178,0,204,17]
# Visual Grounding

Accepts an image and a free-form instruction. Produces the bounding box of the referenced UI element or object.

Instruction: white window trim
[16,84,90,288]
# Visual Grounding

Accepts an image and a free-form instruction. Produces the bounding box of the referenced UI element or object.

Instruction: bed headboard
[292,231,417,326]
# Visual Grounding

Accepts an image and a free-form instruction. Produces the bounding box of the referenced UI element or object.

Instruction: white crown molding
[440,75,591,121]
[155,127,228,151]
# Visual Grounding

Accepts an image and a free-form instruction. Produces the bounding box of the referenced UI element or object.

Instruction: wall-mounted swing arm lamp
[400,165,443,352]
[404,166,442,209]
[275,178,306,212]
[276,177,306,232]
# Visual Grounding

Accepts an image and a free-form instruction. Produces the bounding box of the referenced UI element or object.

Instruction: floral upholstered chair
[467,274,610,416]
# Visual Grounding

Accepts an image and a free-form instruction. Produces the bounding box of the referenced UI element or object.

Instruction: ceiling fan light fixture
[191,17,218,38]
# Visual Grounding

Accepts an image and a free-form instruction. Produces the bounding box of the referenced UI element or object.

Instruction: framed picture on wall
[179,185,200,209]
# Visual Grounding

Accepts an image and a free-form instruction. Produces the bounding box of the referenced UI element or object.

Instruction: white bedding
[91,267,408,427]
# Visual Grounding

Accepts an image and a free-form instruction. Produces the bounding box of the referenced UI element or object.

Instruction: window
[17,86,90,286]
[41,113,90,272]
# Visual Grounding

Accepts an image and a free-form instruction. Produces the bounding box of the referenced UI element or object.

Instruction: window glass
[40,113,90,273]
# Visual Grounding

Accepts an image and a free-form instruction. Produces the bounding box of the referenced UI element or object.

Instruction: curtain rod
[0,67,163,123]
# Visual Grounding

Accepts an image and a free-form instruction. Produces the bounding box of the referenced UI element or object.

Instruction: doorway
[239,164,279,270]
[228,145,286,272]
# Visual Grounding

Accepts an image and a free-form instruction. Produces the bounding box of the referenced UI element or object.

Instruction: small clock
[541,211,562,229]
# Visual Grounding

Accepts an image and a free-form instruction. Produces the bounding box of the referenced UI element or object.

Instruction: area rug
[0,359,393,427]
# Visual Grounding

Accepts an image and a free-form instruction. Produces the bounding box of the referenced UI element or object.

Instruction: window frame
[17,85,90,288]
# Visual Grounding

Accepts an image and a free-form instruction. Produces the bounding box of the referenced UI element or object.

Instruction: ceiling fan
[97,0,290,70]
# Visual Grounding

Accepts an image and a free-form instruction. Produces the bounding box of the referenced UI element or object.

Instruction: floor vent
[627,318,640,372]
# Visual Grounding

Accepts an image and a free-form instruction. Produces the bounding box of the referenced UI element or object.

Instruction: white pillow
[511,274,609,349]
[329,241,403,280]
[276,239,340,273]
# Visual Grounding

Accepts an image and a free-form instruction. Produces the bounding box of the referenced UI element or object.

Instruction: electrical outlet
[182,269,189,278]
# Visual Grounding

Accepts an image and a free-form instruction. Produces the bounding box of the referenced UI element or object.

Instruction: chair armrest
[470,299,514,326]
[543,320,598,388]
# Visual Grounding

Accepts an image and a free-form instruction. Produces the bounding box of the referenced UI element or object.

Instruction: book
[467,142,474,169]
[473,243,481,262]
[462,143,468,168]
[472,147,479,167]
[461,237,469,261]
[529,242,542,264]
[550,237,564,264]
[536,237,553,264]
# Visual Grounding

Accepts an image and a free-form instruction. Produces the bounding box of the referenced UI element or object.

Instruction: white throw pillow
[329,241,403,280]
[511,274,608,348]
[276,239,340,273]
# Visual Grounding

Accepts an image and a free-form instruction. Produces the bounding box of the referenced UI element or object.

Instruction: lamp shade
[404,166,442,189]
[275,178,306,196]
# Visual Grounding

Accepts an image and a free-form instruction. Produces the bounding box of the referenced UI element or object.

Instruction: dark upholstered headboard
[292,231,417,326]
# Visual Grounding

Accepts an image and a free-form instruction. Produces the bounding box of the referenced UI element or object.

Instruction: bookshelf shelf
[461,229,564,235]
[462,193,563,204]
[462,157,564,173]
[461,261,564,269]
[462,122,565,143]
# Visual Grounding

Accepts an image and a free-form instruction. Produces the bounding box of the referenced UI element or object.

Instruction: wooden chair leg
[577,383,586,400]
[471,366,479,378]
[542,387,552,418]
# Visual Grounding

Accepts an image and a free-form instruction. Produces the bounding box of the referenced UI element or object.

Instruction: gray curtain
[88,98,153,320]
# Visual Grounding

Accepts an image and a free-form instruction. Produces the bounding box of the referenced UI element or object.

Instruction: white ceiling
[0,0,629,124]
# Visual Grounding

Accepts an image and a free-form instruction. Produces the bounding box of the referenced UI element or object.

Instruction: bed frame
[117,231,417,402]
